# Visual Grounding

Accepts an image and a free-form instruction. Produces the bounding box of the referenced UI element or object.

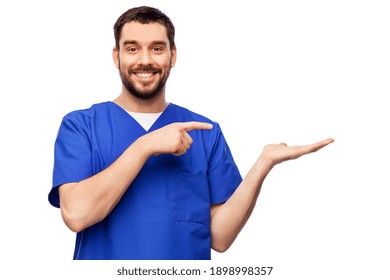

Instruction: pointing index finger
[180,121,213,132]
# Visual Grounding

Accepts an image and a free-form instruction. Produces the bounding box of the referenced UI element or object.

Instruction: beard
[119,63,171,100]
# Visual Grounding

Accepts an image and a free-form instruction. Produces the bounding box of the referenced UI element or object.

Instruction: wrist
[132,134,156,158]
[257,154,275,174]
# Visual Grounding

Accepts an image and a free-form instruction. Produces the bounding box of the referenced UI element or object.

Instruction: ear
[170,46,177,68]
[112,47,119,69]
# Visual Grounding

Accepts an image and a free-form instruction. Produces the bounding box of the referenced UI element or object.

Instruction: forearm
[59,136,151,232]
[211,155,273,252]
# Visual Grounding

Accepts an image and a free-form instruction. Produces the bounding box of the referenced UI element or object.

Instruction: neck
[113,87,168,113]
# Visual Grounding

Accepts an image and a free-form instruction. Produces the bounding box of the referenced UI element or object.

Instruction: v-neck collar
[108,101,173,133]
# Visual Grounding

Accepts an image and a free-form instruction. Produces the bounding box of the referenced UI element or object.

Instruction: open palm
[261,138,334,166]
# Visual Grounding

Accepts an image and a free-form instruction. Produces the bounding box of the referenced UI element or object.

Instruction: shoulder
[58,102,114,137]
[61,101,112,123]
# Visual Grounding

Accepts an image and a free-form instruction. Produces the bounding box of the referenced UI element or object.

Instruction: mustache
[129,66,161,74]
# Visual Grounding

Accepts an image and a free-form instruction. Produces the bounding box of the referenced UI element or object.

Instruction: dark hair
[113,6,175,50]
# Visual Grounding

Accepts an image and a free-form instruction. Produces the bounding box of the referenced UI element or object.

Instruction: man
[48,6,333,260]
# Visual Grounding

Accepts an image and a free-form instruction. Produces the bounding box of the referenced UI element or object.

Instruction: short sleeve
[48,113,93,208]
[207,123,242,205]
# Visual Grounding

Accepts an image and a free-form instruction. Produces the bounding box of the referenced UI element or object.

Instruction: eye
[152,46,163,53]
[127,47,137,52]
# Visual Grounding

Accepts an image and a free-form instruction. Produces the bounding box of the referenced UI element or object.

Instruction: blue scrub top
[49,102,242,260]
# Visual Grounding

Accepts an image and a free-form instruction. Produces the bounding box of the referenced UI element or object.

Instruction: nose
[137,50,153,66]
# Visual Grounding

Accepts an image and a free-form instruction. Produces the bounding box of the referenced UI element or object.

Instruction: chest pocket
[175,173,211,223]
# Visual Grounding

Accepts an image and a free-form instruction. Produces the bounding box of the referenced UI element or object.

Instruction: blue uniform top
[49,102,242,260]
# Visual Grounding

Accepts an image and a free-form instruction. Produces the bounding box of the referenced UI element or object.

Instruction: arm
[59,122,212,232]
[59,137,150,232]
[210,138,334,252]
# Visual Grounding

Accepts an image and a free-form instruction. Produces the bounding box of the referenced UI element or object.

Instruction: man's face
[114,22,176,100]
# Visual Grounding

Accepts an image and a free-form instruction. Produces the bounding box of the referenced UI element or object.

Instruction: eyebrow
[122,40,168,46]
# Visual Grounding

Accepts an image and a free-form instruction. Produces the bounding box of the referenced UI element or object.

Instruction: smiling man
[48,6,333,260]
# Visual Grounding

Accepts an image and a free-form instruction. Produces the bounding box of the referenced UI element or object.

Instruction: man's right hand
[141,122,213,156]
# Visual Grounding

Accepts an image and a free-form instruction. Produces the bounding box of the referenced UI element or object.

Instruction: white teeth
[136,72,153,78]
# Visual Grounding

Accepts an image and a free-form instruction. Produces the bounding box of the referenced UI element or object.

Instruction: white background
[1,0,389,279]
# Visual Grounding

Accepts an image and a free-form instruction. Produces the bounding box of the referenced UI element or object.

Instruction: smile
[134,72,156,79]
